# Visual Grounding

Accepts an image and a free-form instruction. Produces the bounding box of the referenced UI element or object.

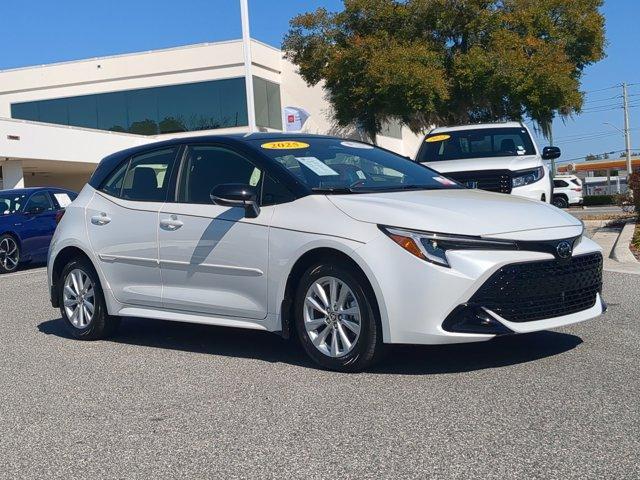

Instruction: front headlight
[512,166,545,188]
[379,226,517,268]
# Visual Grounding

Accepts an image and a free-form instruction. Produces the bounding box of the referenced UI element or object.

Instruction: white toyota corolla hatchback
[48,134,605,371]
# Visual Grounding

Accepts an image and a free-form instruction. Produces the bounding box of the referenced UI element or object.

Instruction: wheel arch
[0,230,22,248]
[50,246,96,308]
[279,246,384,341]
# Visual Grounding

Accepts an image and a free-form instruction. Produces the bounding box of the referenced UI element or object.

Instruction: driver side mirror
[542,146,561,160]
[210,184,260,218]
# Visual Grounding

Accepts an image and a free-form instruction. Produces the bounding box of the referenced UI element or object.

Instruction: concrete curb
[612,220,638,264]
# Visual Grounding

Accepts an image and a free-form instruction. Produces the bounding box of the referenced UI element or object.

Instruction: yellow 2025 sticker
[425,134,451,143]
[261,141,310,150]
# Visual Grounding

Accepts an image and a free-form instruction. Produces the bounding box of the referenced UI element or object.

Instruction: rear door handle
[91,213,111,226]
[160,216,184,231]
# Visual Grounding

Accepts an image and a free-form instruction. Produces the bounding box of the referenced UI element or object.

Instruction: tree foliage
[283,0,606,141]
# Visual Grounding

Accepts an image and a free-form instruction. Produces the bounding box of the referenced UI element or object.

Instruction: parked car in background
[415,122,560,203]
[0,187,77,274]
[48,134,604,372]
[552,175,584,208]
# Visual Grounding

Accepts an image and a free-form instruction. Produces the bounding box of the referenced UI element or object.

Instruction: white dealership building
[0,39,422,191]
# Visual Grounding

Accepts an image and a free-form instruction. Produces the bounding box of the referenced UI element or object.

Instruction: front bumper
[512,180,552,203]
[354,233,604,345]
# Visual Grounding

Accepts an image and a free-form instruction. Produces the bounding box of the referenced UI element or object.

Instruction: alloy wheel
[63,268,96,329]
[0,237,19,272]
[303,276,362,358]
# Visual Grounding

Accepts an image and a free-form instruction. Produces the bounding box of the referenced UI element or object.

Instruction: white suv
[553,175,584,208]
[48,134,605,372]
[416,122,559,203]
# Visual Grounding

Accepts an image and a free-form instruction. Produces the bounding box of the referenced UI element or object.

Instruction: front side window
[178,145,262,204]
[255,138,461,193]
[417,128,536,162]
[0,193,27,215]
[25,192,55,213]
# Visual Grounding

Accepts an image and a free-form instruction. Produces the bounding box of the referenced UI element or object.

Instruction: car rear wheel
[0,235,20,274]
[552,195,569,209]
[294,262,383,372]
[59,257,120,340]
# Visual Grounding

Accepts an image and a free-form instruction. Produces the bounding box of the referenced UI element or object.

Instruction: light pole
[240,0,257,133]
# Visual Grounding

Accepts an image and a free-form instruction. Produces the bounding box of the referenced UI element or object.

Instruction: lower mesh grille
[470,253,603,322]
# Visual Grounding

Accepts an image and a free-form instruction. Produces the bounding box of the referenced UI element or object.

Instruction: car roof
[429,121,525,134]
[88,132,347,189]
[0,187,60,195]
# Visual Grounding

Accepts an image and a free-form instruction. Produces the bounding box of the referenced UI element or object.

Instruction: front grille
[470,253,603,322]
[445,170,512,194]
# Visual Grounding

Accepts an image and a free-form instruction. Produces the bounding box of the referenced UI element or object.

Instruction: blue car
[0,187,77,274]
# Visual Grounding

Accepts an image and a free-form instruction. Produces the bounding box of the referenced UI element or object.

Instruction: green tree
[283,0,606,141]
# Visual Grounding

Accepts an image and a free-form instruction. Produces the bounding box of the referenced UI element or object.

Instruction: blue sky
[1,0,638,163]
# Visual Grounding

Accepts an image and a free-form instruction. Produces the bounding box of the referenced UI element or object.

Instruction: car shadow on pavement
[38,317,582,374]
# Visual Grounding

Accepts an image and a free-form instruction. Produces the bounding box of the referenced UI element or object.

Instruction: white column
[240,0,257,133]
[2,160,25,189]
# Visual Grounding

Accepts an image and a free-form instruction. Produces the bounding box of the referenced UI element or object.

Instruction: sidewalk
[590,219,640,275]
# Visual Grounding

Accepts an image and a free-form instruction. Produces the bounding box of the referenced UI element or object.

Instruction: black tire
[552,195,569,209]
[58,257,120,340]
[294,262,384,372]
[0,234,21,274]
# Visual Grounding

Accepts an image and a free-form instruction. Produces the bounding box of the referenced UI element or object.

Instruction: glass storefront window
[10,77,254,135]
[253,76,282,130]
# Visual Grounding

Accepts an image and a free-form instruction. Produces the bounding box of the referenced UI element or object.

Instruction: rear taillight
[55,209,66,225]
[571,188,583,192]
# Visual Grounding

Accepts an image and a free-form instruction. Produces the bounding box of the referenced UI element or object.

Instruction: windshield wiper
[311,187,356,194]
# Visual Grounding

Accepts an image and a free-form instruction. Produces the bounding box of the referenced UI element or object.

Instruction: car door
[86,146,179,308]
[21,191,58,258]
[158,144,272,320]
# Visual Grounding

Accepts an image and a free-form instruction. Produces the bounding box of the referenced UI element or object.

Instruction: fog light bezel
[442,304,513,335]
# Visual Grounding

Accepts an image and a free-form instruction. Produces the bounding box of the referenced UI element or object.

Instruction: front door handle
[160,216,184,231]
[91,213,111,226]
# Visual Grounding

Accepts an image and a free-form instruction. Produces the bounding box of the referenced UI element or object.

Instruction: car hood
[327,189,581,237]
[421,155,540,173]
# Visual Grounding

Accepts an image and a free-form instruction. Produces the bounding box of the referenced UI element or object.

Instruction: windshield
[0,193,27,215]
[417,127,536,162]
[254,138,461,193]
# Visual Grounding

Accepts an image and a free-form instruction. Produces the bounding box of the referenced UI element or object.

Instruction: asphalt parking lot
[0,267,638,479]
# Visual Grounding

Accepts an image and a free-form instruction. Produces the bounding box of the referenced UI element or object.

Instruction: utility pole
[622,82,633,176]
[240,0,257,133]
[549,124,556,176]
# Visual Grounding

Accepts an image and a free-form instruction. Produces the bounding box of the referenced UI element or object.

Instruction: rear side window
[554,180,569,188]
[100,147,178,201]
[25,192,55,213]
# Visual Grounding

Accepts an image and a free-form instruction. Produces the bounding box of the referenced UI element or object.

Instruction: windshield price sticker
[261,141,310,150]
[296,157,340,176]
[434,176,457,186]
[425,134,451,143]
[341,141,374,150]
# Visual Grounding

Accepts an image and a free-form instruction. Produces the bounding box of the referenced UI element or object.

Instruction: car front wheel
[59,257,120,340]
[294,262,383,372]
